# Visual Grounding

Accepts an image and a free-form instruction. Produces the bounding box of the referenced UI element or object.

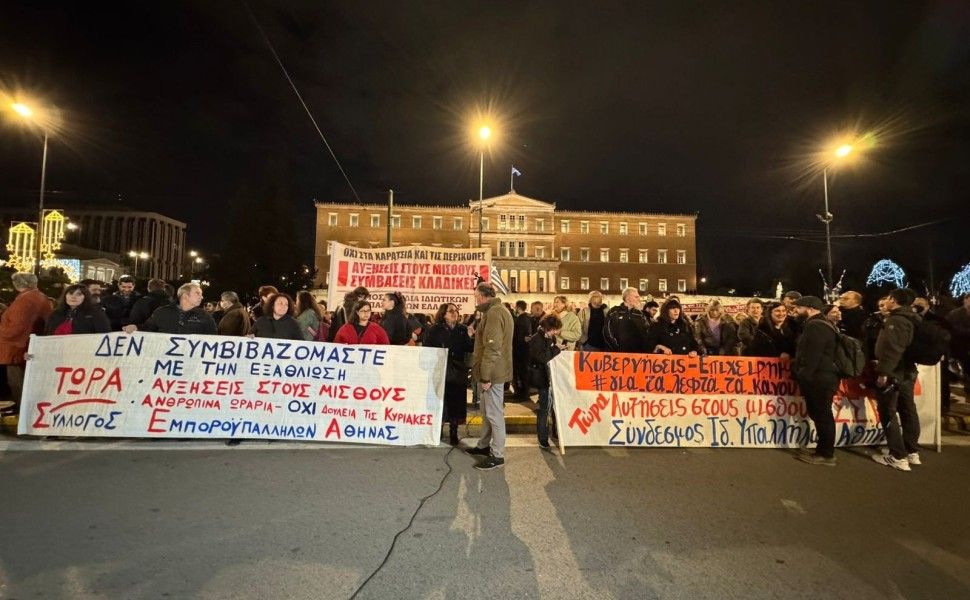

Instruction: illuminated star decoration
[950,263,970,297]
[865,259,906,288]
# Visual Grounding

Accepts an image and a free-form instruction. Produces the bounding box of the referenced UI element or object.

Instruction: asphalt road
[2,439,969,599]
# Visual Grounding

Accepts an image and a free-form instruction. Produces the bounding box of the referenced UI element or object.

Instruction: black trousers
[877,372,920,459]
[512,349,530,398]
[800,373,839,458]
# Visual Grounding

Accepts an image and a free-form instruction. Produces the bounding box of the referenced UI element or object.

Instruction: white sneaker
[872,453,912,472]
[879,448,921,466]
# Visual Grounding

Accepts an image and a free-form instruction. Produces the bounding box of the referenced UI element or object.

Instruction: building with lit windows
[315,192,697,297]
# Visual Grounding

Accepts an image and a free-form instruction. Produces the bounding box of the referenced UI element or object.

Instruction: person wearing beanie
[792,295,839,466]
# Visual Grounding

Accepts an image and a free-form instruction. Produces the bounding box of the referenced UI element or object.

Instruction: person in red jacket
[333,300,390,345]
[1,272,53,410]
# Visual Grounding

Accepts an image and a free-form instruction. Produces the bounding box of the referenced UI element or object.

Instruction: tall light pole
[477,125,491,248]
[10,102,49,276]
[819,143,854,287]
[129,251,149,277]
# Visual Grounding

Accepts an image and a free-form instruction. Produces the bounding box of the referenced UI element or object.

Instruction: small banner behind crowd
[18,333,447,446]
[550,351,940,450]
[327,242,491,314]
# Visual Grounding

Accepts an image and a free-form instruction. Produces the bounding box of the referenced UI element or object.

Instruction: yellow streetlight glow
[479,126,491,141]
[139,252,149,259]
[11,102,33,118]
[835,144,853,158]
[189,250,198,257]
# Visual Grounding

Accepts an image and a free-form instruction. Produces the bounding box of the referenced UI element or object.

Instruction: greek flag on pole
[511,167,522,177]
[490,266,510,295]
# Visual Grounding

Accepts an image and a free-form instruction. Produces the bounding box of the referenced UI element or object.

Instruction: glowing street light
[473,123,494,248]
[818,135,869,294]
[128,250,149,277]
[8,99,51,276]
[11,103,33,118]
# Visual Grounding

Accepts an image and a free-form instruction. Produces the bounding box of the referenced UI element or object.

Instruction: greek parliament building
[314,192,697,297]
[0,205,187,280]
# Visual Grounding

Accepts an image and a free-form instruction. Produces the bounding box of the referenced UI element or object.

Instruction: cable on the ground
[241,0,362,204]
[347,445,456,599]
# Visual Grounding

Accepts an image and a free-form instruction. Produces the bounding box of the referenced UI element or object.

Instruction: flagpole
[510,166,514,193]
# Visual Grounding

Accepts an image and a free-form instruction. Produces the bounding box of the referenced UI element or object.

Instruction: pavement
[2,436,970,599]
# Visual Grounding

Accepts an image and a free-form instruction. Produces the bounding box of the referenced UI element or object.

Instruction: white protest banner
[550,351,940,451]
[18,333,447,446]
[327,242,491,314]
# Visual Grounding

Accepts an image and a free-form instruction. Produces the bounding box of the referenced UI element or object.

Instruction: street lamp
[128,250,149,277]
[818,141,860,289]
[476,125,492,248]
[9,100,50,276]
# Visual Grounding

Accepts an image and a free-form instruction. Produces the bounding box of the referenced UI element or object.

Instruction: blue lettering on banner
[51,411,121,431]
[343,424,399,441]
[153,359,184,376]
[167,418,318,440]
[163,338,387,366]
[94,335,143,357]
[608,419,704,447]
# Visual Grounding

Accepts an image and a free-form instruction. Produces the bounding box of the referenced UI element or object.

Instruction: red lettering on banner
[54,366,123,395]
[32,402,51,428]
[325,417,342,439]
[147,408,169,433]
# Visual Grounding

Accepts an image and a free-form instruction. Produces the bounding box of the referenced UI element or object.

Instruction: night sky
[2,1,968,296]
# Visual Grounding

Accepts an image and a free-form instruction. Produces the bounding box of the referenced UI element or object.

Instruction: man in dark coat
[604,288,650,352]
[102,275,142,331]
[511,300,534,400]
[871,288,921,472]
[128,278,173,328]
[837,291,867,341]
[792,296,839,467]
[123,282,216,335]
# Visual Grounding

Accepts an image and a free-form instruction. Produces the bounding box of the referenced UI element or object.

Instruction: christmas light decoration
[5,222,37,272]
[866,259,906,288]
[40,209,66,262]
[950,263,970,297]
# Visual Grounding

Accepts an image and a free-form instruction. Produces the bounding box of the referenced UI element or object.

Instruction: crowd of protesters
[2,270,968,472]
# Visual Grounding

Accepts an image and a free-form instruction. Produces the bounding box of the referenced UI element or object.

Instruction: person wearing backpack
[792,296,840,466]
[871,288,922,472]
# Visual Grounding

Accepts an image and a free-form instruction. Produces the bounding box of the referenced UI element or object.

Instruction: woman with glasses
[332,300,390,345]
[424,303,473,445]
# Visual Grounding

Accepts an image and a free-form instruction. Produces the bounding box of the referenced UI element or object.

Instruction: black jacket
[140,304,217,335]
[745,319,797,358]
[327,294,357,342]
[527,328,562,388]
[381,308,412,345]
[513,312,533,355]
[424,322,473,385]
[874,307,919,380]
[45,306,111,335]
[604,304,650,352]
[647,317,699,355]
[129,291,174,327]
[102,292,141,330]
[840,306,867,341]
[253,314,304,340]
[793,314,838,382]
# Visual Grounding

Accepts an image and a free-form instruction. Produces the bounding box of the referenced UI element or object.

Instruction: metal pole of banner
[554,352,567,455]
[386,188,393,247]
[936,362,942,454]
[478,151,484,249]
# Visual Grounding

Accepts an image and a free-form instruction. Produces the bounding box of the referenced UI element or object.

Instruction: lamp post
[818,143,854,287]
[129,251,149,277]
[10,102,49,276]
[477,125,491,248]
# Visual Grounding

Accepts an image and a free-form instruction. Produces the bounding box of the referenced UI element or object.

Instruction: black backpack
[905,318,950,366]
[823,320,866,378]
